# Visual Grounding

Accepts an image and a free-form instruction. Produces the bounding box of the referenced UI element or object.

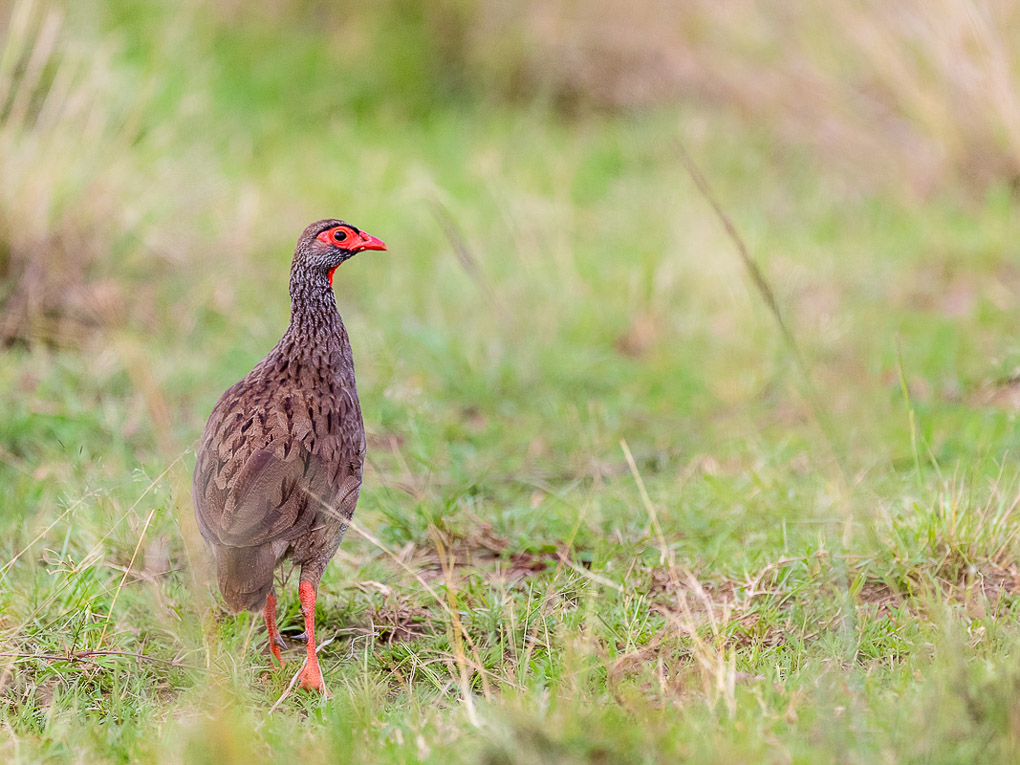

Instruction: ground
[3,2,1020,763]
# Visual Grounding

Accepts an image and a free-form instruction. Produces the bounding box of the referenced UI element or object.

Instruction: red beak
[352,231,387,253]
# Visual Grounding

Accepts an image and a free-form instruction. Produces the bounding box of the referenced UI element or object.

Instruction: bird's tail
[215,544,277,613]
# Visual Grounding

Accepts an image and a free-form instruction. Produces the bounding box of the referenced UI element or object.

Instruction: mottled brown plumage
[193,218,386,692]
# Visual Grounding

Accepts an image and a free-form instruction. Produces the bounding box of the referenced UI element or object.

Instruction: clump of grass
[868,471,1020,597]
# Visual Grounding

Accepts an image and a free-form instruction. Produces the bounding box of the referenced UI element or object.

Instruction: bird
[192,218,387,693]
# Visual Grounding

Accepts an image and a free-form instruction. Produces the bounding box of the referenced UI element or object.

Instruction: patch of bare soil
[403,522,577,583]
[361,600,435,645]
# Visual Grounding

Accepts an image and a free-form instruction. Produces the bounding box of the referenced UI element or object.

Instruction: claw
[274,634,288,649]
[291,631,308,642]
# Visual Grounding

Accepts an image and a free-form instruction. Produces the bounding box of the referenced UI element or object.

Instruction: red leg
[297,581,328,694]
[263,592,285,666]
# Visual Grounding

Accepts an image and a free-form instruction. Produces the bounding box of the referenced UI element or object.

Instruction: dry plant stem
[621,438,671,567]
[95,450,193,646]
[674,142,852,519]
[345,516,521,694]
[622,434,738,710]
[674,145,833,417]
[895,334,924,487]
[4,447,190,659]
[98,504,157,649]
[430,200,510,322]
[555,549,623,592]
[0,491,98,580]
[430,526,486,721]
[238,615,258,673]
[0,650,197,669]
[674,571,737,714]
[343,520,463,633]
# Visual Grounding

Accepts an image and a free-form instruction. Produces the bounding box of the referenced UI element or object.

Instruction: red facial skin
[316,225,387,286]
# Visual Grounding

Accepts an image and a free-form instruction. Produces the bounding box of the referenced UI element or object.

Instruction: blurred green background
[3,1,1020,762]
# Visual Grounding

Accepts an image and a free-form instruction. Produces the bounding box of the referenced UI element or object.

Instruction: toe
[298,665,329,695]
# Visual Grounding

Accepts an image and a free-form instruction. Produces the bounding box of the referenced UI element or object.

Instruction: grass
[476,0,1020,196]
[3,0,1020,762]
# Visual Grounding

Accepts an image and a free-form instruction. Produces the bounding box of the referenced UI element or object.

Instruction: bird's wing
[193,377,364,549]
[225,445,332,546]
[196,442,337,548]
[193,383,311,546]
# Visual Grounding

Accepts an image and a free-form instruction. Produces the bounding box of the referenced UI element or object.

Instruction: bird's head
[294,218,388,285]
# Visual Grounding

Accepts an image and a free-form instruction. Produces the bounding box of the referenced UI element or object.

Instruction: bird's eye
[333,229,348,243]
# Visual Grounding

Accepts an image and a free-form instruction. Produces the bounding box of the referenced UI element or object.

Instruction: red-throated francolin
[193,219,386,693]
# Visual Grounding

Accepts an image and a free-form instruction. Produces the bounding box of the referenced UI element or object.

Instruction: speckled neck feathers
[287,262,343,340]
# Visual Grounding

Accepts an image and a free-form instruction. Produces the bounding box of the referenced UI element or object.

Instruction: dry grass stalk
[478,0,1020,194]
[0,0,221,345]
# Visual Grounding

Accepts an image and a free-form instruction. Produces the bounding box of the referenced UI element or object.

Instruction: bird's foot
[298,661,330,696]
